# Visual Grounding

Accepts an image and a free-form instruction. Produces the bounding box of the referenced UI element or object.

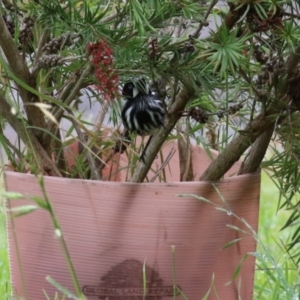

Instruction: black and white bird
[121,78,165,162]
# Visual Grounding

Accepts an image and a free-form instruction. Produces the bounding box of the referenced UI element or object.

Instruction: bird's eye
[128,84,133,89]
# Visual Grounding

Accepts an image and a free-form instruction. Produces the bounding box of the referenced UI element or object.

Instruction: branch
[177,124,194,181]
[0,14,30,81]
[200,46,300,181]
[101,12,118,23]
[0,14,48,148]
[32,29,50,78]
[53,64,92,121]
[43,64,93,142]
[286,46,300,79]
[282,12,300,19]
[93,100,110,132]
[0,94,62,177]
[150,148,176,182]
[225,2,247,30]
[191,0,218,38]
[237,126,274,175]
[0,123,23,160]
[200,113,275,181]
[130,87,194,182]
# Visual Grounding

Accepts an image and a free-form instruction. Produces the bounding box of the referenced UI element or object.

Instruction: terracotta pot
[5,141,260,300]
[63,138,242,182]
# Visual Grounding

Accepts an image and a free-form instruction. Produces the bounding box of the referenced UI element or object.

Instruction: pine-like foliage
[1,0,300,264]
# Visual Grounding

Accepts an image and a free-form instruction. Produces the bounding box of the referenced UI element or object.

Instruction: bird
[121,78,165,163]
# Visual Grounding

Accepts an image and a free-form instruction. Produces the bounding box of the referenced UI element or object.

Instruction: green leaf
[228,254,248,283]
[226,225,246,234]
[31,196,50,210]
[46,276,80,300]
[142,260,147,299]
[1,191,24,199]
[222,238,242,249]
[177,193,211,203]
[0,53,77,111]
[10,205,38,217]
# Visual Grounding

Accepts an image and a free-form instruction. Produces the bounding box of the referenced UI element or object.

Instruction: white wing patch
[133,116,140,131]
[132,87,139,98]
[125,106,133,129]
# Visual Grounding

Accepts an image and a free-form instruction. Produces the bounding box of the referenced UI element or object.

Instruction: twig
[101,12,118,23]
[93,100,110,132]
[54,74,80,102]
[32,29,50,77]
[44,64,93,142]
[239,68,268,101]
[0,122,23,160]
[174,17,183,38]
[66,112,102,180]
[150,148,176,182]
[191,0,218,38]
[177,123,194,181]
[2,135,23,161]
[106,152,117,181]
[283,12,300,19]
[53,64,93,122]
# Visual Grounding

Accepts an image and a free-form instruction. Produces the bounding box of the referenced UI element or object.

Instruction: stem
[32,29,50,77]
[171,245,177,300]
[191,0,218,38]
[53,64,92,122]
[38,176,84,298]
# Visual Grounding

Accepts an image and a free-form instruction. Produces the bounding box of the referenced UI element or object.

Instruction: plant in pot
[1,1,299,299]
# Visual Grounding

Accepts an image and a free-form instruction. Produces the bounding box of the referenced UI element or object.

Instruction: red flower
[87,39,119,101]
